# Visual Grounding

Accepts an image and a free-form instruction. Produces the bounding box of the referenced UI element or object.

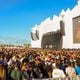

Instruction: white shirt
[66,67,76,76]
[52,68,66,79]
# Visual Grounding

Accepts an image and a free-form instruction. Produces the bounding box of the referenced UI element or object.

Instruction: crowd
[0,47,80,80]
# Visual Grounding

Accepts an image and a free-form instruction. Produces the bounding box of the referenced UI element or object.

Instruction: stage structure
[31,0,80,49]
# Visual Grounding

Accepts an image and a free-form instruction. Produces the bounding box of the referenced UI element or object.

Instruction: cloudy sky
[0,0,77,44]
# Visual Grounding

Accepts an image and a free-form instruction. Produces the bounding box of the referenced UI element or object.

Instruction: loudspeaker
[60,20,65,35]
[36,30,39,39]
[31,32,38,41]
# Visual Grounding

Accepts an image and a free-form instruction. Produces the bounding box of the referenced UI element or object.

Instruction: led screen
[73,16,80,43]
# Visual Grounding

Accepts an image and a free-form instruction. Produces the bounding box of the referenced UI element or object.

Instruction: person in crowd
[36,58,49,78]
[0,63,6,80]
[75,58,80,75]
[60,60,67,74]
[65,61,76,77]
[52,62,66,79]
[31,58,43,79]
[21,62,30,80]
[10,61,23,80]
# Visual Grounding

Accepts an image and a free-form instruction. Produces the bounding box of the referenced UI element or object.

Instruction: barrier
[32,75,80,80]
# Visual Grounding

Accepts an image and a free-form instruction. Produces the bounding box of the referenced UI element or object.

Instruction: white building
[31,0,80,49]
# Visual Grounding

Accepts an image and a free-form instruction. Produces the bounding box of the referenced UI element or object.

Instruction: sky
[0,0,77,45]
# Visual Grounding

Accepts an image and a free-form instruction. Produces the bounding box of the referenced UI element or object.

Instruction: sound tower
[60,20,65,35]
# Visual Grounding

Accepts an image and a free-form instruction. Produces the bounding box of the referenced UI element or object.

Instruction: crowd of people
[0,47,80,80]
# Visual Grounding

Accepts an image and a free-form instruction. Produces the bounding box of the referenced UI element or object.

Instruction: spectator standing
[75,58,80,75]
[10,61,22,80]
[65,61,76,77]
[21,62,29,80]
[0,63,6,80]
[52,62,66,79]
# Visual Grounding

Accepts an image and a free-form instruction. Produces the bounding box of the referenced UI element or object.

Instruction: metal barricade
[32,75,80,80]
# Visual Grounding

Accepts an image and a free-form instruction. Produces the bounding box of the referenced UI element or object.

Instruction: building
[31,0,80,49]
